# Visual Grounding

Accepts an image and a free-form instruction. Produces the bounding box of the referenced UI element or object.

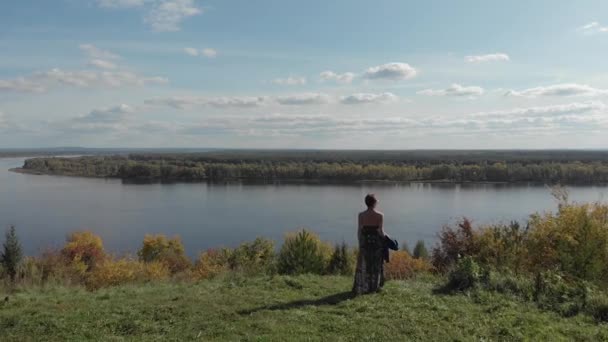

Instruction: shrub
[1,226,23,281]
[194,249,230,280]
[475,221,529,272]
[481,269,534,300]
[61,231,106,271]
[327,242,353,275]
[86,258,170,290]
[587,294,608,322]
[228,238,276,275]
[445,256,481,292]
[15,257,43,287]
[412,240,429,260]
[36,249,86,285]
[527,203,608,283]
[277,229,330,275]
[384,251,432,280]
[137,234,191,273]
[532,271,591,316]
[431,218,479,271]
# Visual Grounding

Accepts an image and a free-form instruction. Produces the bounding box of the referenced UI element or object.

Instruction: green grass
[1,275,607,341]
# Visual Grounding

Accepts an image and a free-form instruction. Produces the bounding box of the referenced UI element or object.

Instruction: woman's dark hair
[364,194,377,208]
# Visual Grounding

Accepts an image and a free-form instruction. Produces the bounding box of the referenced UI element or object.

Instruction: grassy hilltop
[2,275,607,341]
[3,196,608,340]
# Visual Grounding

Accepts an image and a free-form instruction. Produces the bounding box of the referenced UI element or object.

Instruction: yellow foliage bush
[384,251,432,280]
[475,222,529,273]
[137,234,191,273]
[194,249,230,280]
[527,202,608,282]
[61,231,106,271]
[36,249,89,285]
[86,258,170,290]
[432,200,608,286]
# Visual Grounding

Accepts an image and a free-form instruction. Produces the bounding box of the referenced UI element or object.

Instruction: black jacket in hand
[383,234,399,262]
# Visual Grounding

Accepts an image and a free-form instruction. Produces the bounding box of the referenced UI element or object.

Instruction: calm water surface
[1,157,607,257]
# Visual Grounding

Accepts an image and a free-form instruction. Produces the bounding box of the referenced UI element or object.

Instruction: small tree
[327,242,352,275]
[1,226,23,281]
[413,240,429,260]
[277,230,327,275]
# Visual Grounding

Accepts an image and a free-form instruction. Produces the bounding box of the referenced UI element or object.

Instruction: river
[1,157,607,257]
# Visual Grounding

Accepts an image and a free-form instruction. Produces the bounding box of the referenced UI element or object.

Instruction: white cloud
[202,48,217,58]
[319,71,355,84]
[145,0,202,32]
[42,68,167,88]
[272,76,307,86]
[145,96,270,109]
[0,77,46,93]
[58,104,138,134]
[340,92,398,104]
[81,44,120,70]
[465,53,510,63]
[363,63,417,80]
[578,22,608,35]
[88,59,118,70]
[0,44,167,93]
[417,84,485,98]
[51,100,608,140]
[147,93,331,108]
[80,44,120,60]
[184,47,199,56]
[74,104,135,123]
[97,0,147,8]
[469,101,605,119]
[505,83,608,98]
[275,93,331,105]
[184,47,217,58]
[0,69,167,93]
[97,0,201,32]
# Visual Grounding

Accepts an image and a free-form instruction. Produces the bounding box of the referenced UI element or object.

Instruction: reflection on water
[1,157,607,257]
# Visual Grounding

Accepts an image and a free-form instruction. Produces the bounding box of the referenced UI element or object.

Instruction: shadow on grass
[238,291,354,315]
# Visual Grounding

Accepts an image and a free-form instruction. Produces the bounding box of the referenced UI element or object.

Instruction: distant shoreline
[5,167,571,187]
[11,151,608,186]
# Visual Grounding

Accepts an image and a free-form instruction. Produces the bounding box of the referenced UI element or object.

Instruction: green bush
[532,271,591,317]
[587,294,608,322]
[327,242,353,275]
[228,238,276,275]
[445,257,481,292]
[413,240,429,260]
[277,230,329,275]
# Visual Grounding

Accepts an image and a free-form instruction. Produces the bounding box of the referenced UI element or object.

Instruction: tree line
[20,153,608,184]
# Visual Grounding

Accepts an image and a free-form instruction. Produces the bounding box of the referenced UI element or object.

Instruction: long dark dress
[352,226,385,295]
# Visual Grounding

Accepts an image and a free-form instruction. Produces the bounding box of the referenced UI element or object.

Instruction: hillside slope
[1,275,607,341]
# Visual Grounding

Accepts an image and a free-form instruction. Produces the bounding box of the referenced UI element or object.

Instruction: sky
[1,0,608,149]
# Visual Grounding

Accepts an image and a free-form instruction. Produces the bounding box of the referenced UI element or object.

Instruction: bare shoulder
[375,211,384,217]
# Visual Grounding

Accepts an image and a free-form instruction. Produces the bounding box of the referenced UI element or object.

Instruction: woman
[352,193,385,295]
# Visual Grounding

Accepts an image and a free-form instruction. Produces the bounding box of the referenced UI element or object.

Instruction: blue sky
[1,0,608,148]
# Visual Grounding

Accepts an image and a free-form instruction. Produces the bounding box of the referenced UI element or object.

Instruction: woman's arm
[378,213,385,237]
